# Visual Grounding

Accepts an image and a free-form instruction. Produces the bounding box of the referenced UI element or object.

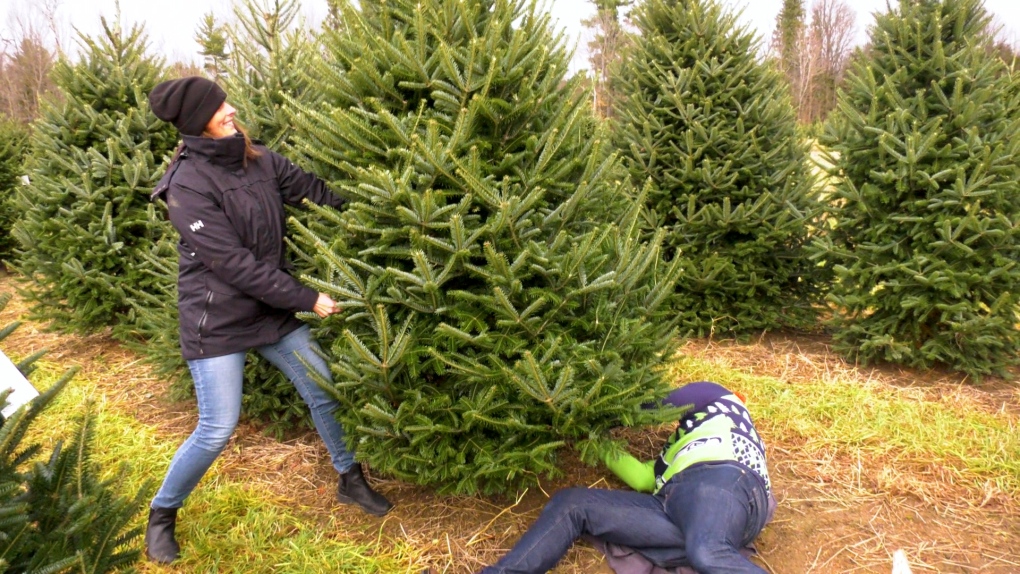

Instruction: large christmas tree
[287,0,682,495]
[818,0,1020,378]
[9,20,178,333]
[613,0,823,337]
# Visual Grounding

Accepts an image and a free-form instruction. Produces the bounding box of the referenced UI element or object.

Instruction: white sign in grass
[0,350,38,418]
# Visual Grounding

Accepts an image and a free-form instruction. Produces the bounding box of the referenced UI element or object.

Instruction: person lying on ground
[478,380,776,574]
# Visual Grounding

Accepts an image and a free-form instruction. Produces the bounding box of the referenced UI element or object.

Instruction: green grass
[672,355,1020,498]
[174,485,417,573]
[23,362,424,574]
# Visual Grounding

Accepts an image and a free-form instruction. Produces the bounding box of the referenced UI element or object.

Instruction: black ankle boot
[337,463,393,516]
[145,507,180,564]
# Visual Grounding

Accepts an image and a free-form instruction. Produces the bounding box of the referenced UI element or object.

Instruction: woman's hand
[313,292,342,318]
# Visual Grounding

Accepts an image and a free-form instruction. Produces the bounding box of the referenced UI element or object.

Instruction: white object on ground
[892,549,912,574]
[0,349,39,418]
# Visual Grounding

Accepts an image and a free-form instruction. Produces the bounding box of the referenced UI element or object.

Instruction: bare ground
[2,274,1018,574]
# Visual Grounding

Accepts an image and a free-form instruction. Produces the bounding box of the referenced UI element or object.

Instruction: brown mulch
[2,273,1018,573]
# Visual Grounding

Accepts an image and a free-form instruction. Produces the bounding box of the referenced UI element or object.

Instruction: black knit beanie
[148,77,227,136]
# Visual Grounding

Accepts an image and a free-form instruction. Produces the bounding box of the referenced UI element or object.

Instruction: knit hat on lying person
[148,76,227,136]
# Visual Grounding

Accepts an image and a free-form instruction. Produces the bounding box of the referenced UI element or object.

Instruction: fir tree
[583,0,633,118]
[614,0,823,337]
[16,402,149,573]
[0,118,28,267]
[0,373,76,574]
[195,13,230,80]
[324,0,343,30]
[287,0,682,494]
[9,20,178,334]
[219,0,317,149]
[772,0,806,90]
[110,213,188,386]
[817,0,1020,378]
[0,296,148,573]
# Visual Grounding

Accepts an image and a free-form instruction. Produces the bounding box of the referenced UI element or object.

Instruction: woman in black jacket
[143,76,392,564]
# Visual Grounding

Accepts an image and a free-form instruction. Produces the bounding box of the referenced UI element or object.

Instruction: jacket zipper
[197,291,214,356]
[254,185,278,259]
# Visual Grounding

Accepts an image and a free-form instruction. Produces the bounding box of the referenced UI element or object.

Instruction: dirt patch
[683,331,1020,417]
[2,278,1018,573]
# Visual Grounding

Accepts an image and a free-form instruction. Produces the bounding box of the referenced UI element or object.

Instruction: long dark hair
[234,122,263,163]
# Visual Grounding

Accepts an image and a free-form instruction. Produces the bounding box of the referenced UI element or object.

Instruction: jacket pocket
[198,275,265,338]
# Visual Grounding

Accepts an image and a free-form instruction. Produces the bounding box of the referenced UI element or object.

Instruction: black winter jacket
[152,134,344,360]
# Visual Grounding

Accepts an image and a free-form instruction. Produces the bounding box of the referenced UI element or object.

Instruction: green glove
[604,450,657,493]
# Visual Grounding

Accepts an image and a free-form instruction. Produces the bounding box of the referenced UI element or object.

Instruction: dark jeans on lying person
[480,462,770,574]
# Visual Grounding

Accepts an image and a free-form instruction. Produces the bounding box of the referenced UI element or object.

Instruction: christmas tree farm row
[1,0,1018,495]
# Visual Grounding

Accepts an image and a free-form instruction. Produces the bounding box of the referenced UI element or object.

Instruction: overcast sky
[3,0,1020,74]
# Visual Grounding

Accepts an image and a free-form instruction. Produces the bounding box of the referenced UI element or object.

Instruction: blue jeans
[152,325,355,509]
[481,462,769,574]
